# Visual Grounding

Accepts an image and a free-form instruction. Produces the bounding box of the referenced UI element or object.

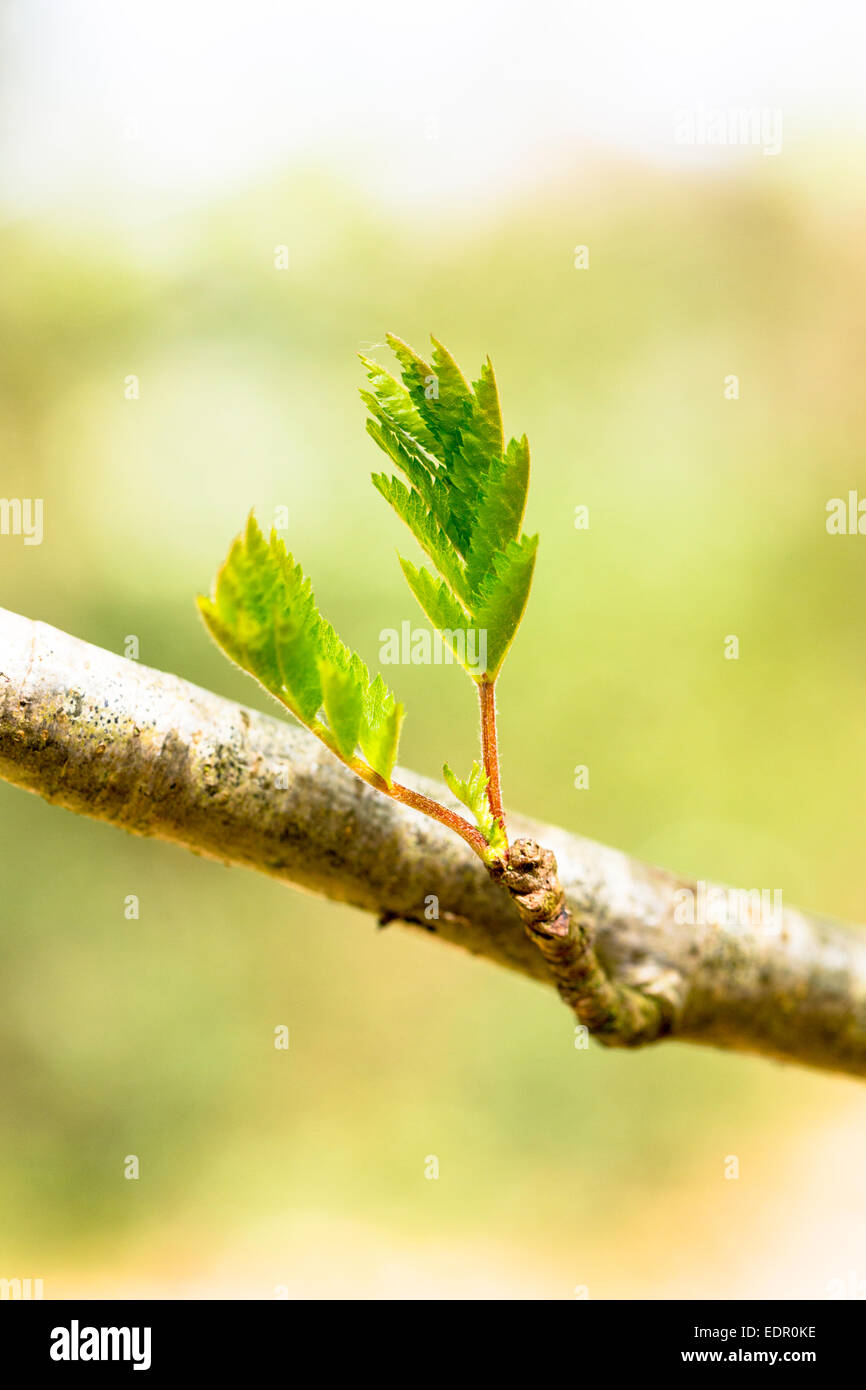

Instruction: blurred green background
[2,137,866,1294]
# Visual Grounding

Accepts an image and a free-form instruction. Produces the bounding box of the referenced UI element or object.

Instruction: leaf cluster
[197,515,403,784]
[198,335,538,852]
[362,334,537,682]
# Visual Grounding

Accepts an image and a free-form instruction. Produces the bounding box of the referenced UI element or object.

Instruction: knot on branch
[493,837,670,1048]
[496,838,568,935]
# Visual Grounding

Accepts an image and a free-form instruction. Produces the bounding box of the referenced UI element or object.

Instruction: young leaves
[197,513,403,785]
[443,760,507,861]
[200,332,537,869]
[361,335,537,682]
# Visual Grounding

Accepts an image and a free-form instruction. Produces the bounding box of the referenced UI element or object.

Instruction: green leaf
[364,415,452,538]
[371,471,470,604]
[384,334,449,449]
[471,358,504,459]
[358,353,438,456]
[363,335,537,682]
[359,674,404,783]
[385,334,480,548]
[486,821,508,862]
[442,760,505,857]
[471,534,539,679]
[465,434,530,596]
[320,660,364,760]
[198,514,323,722]
[398,558,485,675]
[427,335,476,468]
[198,513,404,784]
[443,759,489,821]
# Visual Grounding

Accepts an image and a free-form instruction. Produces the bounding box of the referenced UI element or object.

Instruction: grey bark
[2,605,865,1079]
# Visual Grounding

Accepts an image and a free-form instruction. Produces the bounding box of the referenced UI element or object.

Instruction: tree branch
[2,605,866,1080]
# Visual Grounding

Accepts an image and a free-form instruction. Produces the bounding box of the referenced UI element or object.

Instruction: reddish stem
[389,780,490,858]
[352,761,489,860]
[478,677,506,835]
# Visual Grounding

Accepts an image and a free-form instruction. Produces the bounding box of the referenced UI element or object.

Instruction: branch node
[493,837,671,1048]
